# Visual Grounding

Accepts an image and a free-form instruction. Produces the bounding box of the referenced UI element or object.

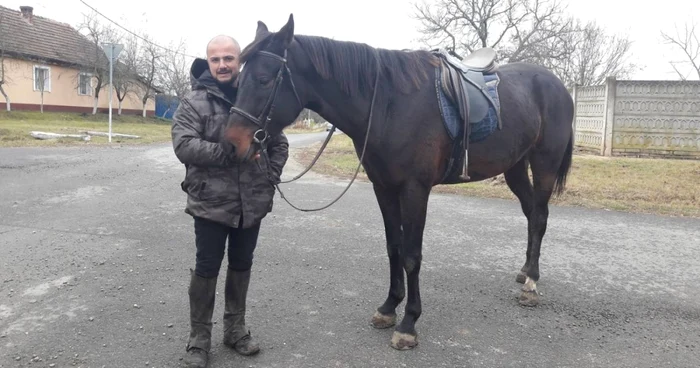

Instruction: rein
[229,47,381,212]
[278,124,336,184]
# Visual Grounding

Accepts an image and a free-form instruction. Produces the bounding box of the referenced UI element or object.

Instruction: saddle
[431,47,503,183]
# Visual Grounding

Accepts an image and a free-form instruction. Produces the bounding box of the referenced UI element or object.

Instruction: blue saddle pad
[437,72,501,143]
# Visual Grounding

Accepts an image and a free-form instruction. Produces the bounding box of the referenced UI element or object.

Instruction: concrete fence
[572,77,700,159]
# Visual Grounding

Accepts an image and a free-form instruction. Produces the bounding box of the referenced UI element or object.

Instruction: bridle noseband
[229,49,303,149]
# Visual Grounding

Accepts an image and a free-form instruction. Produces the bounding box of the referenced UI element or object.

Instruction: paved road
[1,133,699,368]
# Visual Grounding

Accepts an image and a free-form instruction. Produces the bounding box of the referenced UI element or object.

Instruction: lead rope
[265,54,381,212]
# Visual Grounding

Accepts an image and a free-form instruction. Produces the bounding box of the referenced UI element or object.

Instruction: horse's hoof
[515,272,527,284]
[390,331,417,350]
[370,311,396,329]
[519,290,539,307]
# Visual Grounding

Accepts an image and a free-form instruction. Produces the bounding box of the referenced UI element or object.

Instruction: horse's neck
[309,79,376,141]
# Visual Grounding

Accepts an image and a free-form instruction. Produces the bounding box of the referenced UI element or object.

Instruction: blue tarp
[155,94,179,120]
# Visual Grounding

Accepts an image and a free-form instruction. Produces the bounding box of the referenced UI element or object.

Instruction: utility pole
[101,42,123,143]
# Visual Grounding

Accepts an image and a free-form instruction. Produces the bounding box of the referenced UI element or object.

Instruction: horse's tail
[553,130,574,197]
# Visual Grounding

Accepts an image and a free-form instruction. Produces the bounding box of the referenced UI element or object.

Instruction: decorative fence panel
[573,84,607,152]
[573,78,700,159]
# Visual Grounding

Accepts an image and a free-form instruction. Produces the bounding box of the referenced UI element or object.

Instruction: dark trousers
[193,216,261,278]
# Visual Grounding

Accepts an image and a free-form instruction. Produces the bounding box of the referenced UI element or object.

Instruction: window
[33,65,51,92]
[78,73,92,95]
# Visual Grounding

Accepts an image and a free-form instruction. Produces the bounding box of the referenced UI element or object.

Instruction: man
[171,35,289,368]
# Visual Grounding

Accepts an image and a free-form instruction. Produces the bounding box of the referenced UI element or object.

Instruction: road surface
[1,132,699,367]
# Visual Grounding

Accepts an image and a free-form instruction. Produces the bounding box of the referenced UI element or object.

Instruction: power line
[78,0,199,59]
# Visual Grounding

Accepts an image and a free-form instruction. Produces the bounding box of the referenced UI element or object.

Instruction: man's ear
[273,13,294,48]
[255,21,269,41]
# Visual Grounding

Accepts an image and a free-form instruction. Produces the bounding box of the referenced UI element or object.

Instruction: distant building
[0,5,157,115]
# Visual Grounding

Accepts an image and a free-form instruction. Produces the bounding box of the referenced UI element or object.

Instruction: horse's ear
[274,13,294,48]
[255,21,269,41]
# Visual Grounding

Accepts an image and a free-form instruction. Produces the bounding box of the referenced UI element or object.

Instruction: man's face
[207,40,241,85]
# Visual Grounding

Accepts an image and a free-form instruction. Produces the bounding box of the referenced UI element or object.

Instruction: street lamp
[101,42,123,143]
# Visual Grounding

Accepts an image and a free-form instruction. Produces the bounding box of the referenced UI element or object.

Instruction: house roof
[0,5,107,69]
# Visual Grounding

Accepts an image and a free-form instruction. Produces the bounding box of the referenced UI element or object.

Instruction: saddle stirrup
[459,152,470,181]
[458,145,470,181]
[458,96,471,181]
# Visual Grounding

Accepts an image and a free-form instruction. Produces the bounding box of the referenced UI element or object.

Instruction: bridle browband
[229,49,303,148]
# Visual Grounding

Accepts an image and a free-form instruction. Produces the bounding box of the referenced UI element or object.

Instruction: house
[0,5,156,115]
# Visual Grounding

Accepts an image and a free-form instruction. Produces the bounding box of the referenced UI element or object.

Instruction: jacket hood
[189,58,216,90]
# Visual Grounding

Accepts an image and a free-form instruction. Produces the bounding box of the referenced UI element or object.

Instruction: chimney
[20,6,34,23]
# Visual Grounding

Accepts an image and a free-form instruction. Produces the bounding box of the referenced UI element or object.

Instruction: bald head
[206,35,241,85]
[206,35,241,55]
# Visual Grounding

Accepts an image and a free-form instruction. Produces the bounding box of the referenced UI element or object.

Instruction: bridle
[229,49,303,155]
[228,45,382,212]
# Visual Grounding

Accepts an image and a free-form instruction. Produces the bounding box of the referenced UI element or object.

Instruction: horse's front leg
[370,184,404,329]
[391,180,430,350]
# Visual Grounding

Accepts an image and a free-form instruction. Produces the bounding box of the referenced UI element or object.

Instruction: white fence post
[602,76,617,156]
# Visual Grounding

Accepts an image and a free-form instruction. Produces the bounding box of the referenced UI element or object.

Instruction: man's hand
[171,99,237,168]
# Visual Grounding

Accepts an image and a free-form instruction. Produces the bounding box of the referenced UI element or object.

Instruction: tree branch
[661,20,700,80]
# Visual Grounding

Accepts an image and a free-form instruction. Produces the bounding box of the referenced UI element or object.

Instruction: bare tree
[0,13,11,111]
[159,39,192,102]
[413,0,637,87]
[113,34,139,115]
[33,63,49,113]
[412,0,577,63]
[135,34,162,117]
[661,21,700,80]
[554,20,637,87]
[76,11,120,115]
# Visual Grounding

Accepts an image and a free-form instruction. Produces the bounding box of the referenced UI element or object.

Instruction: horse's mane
[241,33,439,96]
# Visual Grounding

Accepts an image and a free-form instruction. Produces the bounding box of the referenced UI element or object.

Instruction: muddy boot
[183,269,218,368]
[223,268,260,356]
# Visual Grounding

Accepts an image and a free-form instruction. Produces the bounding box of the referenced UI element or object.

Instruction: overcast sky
[5,0,699,80]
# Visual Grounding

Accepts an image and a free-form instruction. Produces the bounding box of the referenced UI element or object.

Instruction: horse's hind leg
[503,157,534,284]
[370,184,404,329]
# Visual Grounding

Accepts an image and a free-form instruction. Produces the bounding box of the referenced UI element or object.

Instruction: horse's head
[223,14,304,162]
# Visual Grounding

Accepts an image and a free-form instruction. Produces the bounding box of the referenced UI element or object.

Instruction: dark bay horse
[223,14,574,350]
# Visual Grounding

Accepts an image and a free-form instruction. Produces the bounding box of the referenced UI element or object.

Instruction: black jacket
[171,58,289,228]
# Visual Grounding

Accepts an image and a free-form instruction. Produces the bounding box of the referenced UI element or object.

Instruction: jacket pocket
[198,168,238,203]
[181,166,208,200]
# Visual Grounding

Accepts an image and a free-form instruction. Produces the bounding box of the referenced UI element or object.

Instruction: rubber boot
[222,268,260,355]
[183,269,217,368]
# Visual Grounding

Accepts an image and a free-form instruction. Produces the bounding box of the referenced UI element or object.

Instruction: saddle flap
[437,59,491,125]
[463,71,489,123]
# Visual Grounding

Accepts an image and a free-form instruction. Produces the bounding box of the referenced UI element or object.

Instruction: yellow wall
[1,57,156,114]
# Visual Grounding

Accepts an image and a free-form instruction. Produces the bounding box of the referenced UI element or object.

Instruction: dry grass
[0,110,172,147]
[295,134,700,218]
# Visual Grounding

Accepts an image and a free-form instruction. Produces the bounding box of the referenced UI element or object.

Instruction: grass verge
[294,134,700,218]
[0,110,172,147]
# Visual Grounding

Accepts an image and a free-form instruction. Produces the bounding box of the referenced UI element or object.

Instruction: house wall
[1,57,156,115]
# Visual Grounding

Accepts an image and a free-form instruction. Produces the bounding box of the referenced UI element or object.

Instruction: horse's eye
[259,77,271,86]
